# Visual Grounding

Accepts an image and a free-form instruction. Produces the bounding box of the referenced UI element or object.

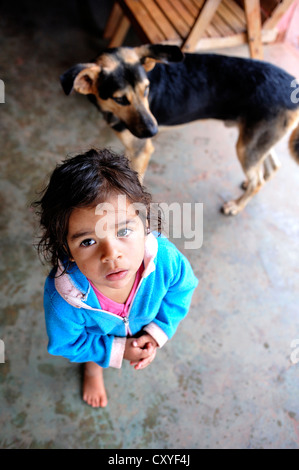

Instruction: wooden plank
[205,22,222,37]
[263,0,295,29]
[244,0,263,59]
[155,0,190,37]
[189,0,206,9]
[223,0,246,24]
[103,2,124,39]
[180,0,200,18]
[170,0,196,26]
[212,11,235,36]
[217,1,246,33]
[261,27,278,43]
[140,0,181,41]
[194,27,279,50]
[108,16,131,47]
[121,0,167,42]
[195,32,247,49]
[182,0,222,51]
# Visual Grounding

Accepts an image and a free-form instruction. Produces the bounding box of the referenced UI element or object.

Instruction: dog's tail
[289,120,299,165]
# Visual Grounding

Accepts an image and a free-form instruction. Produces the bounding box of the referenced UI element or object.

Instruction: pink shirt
[89,264,144,318]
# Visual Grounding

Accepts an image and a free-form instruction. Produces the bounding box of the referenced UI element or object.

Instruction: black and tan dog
[60,44,299,215]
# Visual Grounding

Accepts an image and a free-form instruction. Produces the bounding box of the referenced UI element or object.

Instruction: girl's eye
[144,85,149,97]
[117,228,132,238]
[80,238,96,247]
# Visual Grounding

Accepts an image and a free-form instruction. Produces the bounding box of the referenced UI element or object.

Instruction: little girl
[34,148,198,408]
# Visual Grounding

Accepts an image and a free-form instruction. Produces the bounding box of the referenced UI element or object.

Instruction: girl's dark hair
[33,148,160,273]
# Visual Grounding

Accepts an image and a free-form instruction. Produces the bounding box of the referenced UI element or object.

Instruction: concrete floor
[1,2,299,449]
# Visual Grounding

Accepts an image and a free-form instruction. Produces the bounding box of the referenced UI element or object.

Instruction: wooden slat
[217,1,246,33]
[261,27,278,43]
[182,0,222,50]
[121,0,167,42]
[244,0,263,59]
[108,16,131,47]
[209,21,224,37]
[180,0,200,18]
[262,0,295,29]
[140,0,181,41]
[223,0,246,24]
[103,2,124,39]
[105,0,272,57]
[155,0,190,37]
[217,6,239,34]
[212,11,235,36]
[205,22,222,37]
[195,32,247,49]
[189,0,206,9]
[170,0,196,26]
[194,27,278,51]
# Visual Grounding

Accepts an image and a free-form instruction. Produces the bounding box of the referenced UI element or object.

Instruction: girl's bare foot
[83,362,108,408]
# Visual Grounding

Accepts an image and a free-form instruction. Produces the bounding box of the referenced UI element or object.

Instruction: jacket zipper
[82,277,145,336]
[122,277,144,336]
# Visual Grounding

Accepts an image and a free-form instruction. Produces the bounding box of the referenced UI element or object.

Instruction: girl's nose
[100,239,121,262]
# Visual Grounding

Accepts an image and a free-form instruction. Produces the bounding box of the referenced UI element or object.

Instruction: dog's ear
[73,65,101,95]
[134,44,184,72]
[60,63,101,95]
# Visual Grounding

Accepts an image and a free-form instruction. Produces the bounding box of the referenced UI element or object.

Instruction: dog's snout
[131,113,158,138]
[140,121,158,138]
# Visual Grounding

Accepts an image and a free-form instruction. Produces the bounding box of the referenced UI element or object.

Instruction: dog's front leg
[113,129,154,182]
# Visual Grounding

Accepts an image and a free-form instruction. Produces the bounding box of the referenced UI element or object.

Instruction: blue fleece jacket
[44,233,198,368]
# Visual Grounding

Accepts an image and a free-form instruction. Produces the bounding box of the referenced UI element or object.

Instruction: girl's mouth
[105,269,128,281]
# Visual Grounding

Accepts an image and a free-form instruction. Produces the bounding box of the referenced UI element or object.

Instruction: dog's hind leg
[223,164,265,215]
[222,118,287,215]
[113,129,154,182]
[263,150,281,181]
[241,150,281,190]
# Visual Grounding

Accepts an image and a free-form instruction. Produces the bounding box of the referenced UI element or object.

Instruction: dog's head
[60,44,184,138]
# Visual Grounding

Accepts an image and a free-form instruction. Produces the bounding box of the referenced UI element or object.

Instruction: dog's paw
[221,200,241,216]
[240,180,248,190]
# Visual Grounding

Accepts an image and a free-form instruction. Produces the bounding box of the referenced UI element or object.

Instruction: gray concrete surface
[1,1,299,449]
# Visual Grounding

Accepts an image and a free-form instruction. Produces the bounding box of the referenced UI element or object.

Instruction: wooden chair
[103,0,295,60]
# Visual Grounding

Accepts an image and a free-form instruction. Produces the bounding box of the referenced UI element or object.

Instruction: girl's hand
[131,345,157,370]
[124,337,152,363]
[129,333,158,370]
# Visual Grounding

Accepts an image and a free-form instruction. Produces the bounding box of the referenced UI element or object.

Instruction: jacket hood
[54,233,158,310]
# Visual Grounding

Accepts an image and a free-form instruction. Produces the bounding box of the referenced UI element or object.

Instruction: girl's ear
[62,243,74,261]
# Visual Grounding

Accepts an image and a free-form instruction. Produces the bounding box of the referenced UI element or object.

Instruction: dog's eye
[112,96,130,106]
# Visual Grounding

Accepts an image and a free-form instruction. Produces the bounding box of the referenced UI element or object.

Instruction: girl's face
[67,194,147,303]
